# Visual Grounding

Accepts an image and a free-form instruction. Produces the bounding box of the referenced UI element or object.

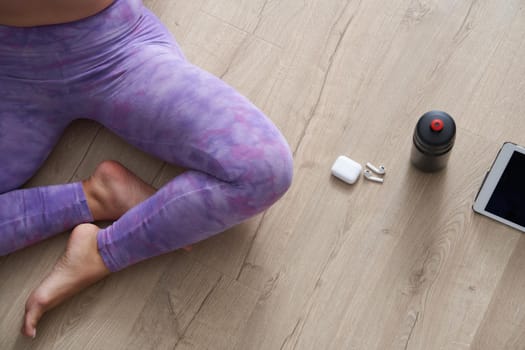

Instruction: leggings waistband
[0,0,142,51]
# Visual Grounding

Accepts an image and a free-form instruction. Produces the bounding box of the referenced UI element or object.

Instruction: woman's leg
[75,8,294,272]
[0,92,94,256]
[93,54,293,272]
[22,58,293,334]
[0,112,157,257]
[0,183,91,256]
[22,5,293,337]
[0,0,167,260]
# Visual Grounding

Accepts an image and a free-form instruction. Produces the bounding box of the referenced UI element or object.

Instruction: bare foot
[82,160,157,221]
[82,160,193,253]
[22,223,109,338]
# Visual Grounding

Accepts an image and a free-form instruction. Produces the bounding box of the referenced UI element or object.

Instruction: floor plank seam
[198,9,251,35]
[69,122,103,182]
[151,162,168,188]
[279,317,303,350]
[172,274,223,348]
[292,1,356,157]
[452,0,477,43]
[403,311,420,350]
[219,36,250,80]
[235,212,268,282]
[251,0,275,36]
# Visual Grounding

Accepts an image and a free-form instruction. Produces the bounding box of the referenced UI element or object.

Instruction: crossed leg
[21,160,199,337]
[0,80,157,344]
[22,160,159,338]
[0,146,163,337]
[18,6,292,337]
[21,39,292,340]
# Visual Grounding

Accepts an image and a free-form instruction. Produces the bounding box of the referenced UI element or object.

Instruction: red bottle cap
[430,119,444,132]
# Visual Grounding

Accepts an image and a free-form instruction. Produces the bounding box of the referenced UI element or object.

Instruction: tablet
[473,142,525,233]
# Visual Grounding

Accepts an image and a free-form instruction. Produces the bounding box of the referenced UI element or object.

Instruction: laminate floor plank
[471,236,525,350]
[2,0,525,349]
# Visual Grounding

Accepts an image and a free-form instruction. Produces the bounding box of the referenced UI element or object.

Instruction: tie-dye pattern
[0,0,293,271]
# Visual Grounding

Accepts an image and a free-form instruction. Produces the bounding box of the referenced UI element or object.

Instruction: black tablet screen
[485,151,525,227]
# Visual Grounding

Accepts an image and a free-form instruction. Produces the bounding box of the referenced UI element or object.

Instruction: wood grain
[1,0,525,349]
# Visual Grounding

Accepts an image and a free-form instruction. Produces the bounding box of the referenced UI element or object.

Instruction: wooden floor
[2,0,525,348]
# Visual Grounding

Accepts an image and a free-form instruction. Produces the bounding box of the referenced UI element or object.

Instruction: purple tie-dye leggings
[0,0,293,271]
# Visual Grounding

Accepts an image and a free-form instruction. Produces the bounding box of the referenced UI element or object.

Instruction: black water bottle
[410,111,456,172]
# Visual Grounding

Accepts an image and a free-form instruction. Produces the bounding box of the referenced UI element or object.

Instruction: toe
[20,224,110,338]
[23,295,45,338]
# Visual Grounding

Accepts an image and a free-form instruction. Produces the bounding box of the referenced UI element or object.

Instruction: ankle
[82,178,105,221]
[82,160,120,221]
[81,160,156,222]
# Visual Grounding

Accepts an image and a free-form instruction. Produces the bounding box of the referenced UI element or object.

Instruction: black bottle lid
[413,111,456,155]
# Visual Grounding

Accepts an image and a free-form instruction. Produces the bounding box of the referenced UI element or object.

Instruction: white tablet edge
[473,142,525,233]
